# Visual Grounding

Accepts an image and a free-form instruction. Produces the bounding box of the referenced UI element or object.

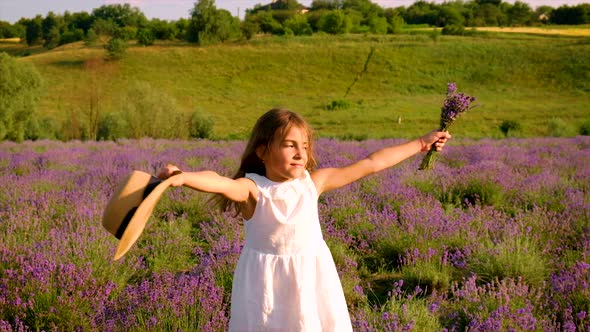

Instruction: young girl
[158,108,450,331]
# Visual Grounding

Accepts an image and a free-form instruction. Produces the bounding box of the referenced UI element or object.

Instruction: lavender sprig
[419,83,476,170]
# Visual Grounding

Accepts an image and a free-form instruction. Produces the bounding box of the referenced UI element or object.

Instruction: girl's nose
[293,147,305,159]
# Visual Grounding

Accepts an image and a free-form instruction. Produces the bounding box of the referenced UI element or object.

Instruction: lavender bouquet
[419,83,476,170]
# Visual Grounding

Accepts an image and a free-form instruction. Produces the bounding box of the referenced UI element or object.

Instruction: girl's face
[259,126,308,182]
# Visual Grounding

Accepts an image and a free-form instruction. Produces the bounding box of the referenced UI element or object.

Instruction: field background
[3,27,589,140]
[1,27,590,331]
[1,136,589,330]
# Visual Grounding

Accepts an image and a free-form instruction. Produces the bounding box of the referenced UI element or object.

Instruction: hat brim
[113,177,173,260]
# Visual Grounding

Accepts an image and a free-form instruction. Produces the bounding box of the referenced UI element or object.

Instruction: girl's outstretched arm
[158,164,256,204]
[311,131,451,195]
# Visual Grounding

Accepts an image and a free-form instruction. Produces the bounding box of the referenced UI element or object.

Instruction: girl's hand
[420,131,451,152]
[157,164,183,186]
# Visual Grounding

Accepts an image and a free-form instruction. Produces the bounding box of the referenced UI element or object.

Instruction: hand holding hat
[157,164,184,186]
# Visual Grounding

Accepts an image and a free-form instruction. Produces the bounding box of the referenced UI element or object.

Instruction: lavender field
[1,137,589,331]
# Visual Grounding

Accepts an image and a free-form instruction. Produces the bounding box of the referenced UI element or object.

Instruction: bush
[114,26,137,41]
[547,118,573,137]
[388,14,405,34]
[24,116,40,140]
[326,99,351,110]
[97,112,128,140]
[120,81,186,139]
[104,38,127,60]
[368,16,388,35]
[85,28,99,46]
[401,259,453,295]
[137,28,155,46]
[189,110,214,139]
[318,11,351,34]
[240,20,259,40]
[60,29,85,45]
[59,108,90,141]
[0,52,43,141]
[580,120,590,136]
[283,15,313,36]
[442,24,465,36]
[37,117,60,140]
[499,120,521,137]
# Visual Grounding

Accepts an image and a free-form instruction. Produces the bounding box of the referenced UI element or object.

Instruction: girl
[158,108,451,331]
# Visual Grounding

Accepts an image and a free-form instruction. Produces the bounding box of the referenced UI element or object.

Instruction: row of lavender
[0,137,588,331]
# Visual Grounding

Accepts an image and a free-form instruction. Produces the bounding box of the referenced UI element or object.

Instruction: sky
[1,0,588,23]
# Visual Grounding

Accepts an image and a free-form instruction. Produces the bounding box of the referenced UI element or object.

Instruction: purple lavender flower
[419,83,476,170]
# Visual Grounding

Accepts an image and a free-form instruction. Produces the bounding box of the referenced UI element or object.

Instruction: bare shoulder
[310,168,336,195]
[234,176,260,202]
[235,177,258,193]
[235,177,259,220]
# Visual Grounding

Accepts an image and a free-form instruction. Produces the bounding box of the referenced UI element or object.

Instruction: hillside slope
[18,33,590,139]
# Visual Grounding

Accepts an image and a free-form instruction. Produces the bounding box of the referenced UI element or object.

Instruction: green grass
[5,32,590,140]
[468,236,550,288]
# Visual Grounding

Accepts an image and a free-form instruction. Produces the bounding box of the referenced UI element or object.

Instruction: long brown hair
[215,108,317,214]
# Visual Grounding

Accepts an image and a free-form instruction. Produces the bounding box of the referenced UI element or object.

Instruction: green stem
[418,145,438,170]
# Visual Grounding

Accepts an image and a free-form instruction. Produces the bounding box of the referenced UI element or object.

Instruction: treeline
[1,0,589,48]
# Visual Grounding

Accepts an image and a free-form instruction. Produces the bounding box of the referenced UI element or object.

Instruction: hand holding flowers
[419,83,476,170]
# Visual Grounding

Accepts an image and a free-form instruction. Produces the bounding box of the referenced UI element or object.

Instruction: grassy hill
[6,31,590,140]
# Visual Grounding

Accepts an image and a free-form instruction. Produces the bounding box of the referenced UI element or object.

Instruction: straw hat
[102,170,175,260]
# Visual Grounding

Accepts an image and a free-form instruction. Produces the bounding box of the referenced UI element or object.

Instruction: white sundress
[228,170,353,332]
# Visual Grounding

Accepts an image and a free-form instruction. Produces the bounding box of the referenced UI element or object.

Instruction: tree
[0,21,22,38]
[187,0,218,43]
[68,11,93,34]
[91,18,118,37]
[91,4,147,28]
[310,0,342,11]
[44,27,61,49]
[318,10,351,34]
[367,15,388,34]
[404,1,438,26]
[472,3,506,26]
[24,16,43,45]
[342,0,384,18]
[284,14,313,35]
[271,0,304,11]
[42,12,63,48]
[551,5,588,25]
[384,9,405,34]
[436,4,465,27]
[149,19,179,40]
[507,1,534,26]
[214,10,241,42]
[475,0,502,5]
[245,11,281,34]
[175,18,190,39]
[0,53,43,141]
[187,0,241,44]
